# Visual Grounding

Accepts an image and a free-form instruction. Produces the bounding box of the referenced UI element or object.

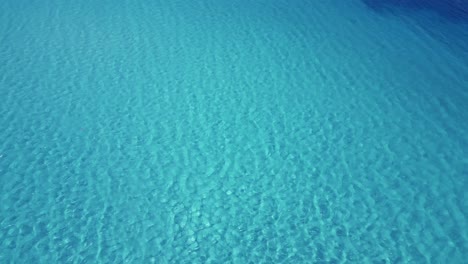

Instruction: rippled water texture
[1,0,467,263]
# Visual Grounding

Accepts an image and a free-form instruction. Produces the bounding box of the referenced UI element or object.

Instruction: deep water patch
[361,0,468,57]
[362,0,468,22]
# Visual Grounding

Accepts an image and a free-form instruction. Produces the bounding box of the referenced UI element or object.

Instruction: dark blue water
[363,0,468,22]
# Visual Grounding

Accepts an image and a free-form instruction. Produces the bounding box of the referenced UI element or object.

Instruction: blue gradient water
[1,0,467,263]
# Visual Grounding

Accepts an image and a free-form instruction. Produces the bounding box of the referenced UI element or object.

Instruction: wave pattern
[1,0,467,263]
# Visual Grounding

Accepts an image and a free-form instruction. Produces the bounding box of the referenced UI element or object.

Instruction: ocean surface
[1,0,467,263]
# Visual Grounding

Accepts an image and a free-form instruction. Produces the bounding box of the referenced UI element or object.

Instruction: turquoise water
[1,0,467,262]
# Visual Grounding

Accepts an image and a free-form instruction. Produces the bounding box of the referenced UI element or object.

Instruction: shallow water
[1,0,467,263]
